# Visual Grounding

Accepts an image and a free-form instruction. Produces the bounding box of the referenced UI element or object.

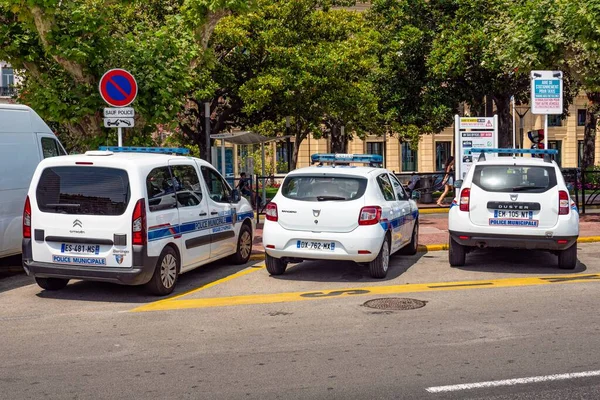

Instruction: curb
[418,208,449,215]
[577,236,600,243]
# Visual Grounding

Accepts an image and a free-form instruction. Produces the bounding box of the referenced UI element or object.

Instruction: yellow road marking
[132,273,600,312]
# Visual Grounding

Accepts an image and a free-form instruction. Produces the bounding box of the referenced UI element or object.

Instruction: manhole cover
[363,298,426,311]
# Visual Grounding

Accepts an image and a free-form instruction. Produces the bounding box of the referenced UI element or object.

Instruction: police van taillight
[23,196,31,239]
[265,202,278,222]
[132,199,147,245]
[559,191,569,215]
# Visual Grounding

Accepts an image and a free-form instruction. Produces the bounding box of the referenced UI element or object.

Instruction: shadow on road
[269,252,426,283]
[34,258,263,303]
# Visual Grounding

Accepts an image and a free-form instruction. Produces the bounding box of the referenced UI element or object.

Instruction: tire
[369,235,390,279]
[558,244,577,270]
[230,223,253,265]
[449,236,466,267]
[399,221,419,255]
[146,246,179,296]
[265,254,287,276]
[35,277,69,291]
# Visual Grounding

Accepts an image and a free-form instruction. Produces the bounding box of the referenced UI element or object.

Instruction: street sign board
[531,70,563,114]
[104,118,135,128]
[104,107,135,118]
[458,117,495,130]
[454,115,498,180]
[99,69,138,107]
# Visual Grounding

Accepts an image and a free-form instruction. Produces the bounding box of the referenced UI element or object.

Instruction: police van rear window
[36,167,130,215]
[472,165,557,193]
[281,175,367,201]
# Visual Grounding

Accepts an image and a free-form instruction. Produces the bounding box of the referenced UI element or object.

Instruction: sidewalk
[251,210,600,256]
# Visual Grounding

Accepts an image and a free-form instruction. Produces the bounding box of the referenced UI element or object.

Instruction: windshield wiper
[316,195,346,201]
[511,186,547,192]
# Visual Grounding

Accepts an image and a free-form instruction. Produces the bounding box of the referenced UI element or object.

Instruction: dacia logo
[73,219,82,228]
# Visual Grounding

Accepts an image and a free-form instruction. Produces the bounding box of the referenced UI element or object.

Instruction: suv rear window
[472,165,557,193]
[36,167,130,215]
[281,175,367,201]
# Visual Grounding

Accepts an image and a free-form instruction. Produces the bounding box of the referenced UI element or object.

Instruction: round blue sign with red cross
[99,69,138,107]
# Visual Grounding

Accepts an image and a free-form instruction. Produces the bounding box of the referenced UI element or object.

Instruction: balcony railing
[0,87,17,97]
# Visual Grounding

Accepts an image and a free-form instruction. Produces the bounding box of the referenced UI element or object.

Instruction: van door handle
[199,212,207,216]
[211,211,218,215]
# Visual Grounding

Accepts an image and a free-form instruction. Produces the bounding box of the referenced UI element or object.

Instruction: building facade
[0,62,19,103]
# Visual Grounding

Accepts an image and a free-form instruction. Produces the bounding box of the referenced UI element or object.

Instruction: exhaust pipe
[477,242,487,249]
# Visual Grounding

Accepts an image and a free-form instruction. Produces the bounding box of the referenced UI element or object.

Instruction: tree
[0,0,252,152]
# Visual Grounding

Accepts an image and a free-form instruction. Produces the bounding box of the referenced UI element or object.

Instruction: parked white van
[22,147,255,295]
[0,104,66,258]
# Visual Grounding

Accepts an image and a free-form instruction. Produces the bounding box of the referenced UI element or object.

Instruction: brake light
[359,206,382,225]
[559,190,569,215]
[132,199,146,245]
[459,188,471,212]
[265,202,278,222]
[23,196,31,239]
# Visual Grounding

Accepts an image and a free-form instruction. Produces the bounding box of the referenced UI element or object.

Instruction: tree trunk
[582,91,600,170]
[329,124,348,153]
[493,94,512,149]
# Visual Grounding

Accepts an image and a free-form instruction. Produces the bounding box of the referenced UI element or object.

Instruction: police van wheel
[558,244,577,270]
[231,224,253,265]
[400,221,419,255]
[266,254,287,276]
[35,277,69,291]
[449,236,466,267]
[147,247,179,296]
[369,236,390,279]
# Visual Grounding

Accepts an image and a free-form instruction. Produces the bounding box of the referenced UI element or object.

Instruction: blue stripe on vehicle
[379,211,418,231]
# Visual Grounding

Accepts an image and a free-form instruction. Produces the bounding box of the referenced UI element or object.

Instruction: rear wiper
[316,195,346,201]
[511,186,547,192]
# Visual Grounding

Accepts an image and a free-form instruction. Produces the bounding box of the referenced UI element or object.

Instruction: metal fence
[563,168,600,214]
[0,87,17,97]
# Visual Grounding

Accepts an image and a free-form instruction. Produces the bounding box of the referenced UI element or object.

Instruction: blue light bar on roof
[311,153,383,165]
[99,146,190,155]
[465,148,558,155]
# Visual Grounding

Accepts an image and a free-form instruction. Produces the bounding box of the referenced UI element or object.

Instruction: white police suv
[262,154,419,278]
[448,149,579,269]
[22,147,255,295]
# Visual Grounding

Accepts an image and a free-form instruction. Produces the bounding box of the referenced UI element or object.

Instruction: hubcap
[382,240,389,272]
[239,230,252,259]
[160,254,177,288]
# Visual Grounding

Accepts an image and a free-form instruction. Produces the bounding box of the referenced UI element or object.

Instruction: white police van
[22,147,255,295]
[448,148,579,269]
[262,154,419,279]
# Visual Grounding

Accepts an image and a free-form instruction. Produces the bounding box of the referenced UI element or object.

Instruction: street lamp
[286,116,291,172]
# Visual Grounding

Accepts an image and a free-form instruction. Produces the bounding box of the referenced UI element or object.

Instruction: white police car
[22,147,255,295]
[262,154,419,278]
[448,148,579,269]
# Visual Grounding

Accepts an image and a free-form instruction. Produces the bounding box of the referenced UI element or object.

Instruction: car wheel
[146,246,179,296]
[266,254,287,275]
[449,236,466,267]
[399,221,419,255]
[558,244,577,270]
[35,277,69,291]
[230,224,253,265]
[369,235,390,279]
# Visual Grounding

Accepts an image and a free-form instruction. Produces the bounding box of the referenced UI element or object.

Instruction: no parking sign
[99,69,138,107]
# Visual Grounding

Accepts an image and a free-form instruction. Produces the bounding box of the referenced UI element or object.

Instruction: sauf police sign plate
[104,107,135,118]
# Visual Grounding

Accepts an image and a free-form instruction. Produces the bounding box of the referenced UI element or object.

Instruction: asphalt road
[2,245,600,399]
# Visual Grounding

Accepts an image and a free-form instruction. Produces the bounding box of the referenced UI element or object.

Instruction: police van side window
[377,173,396,201]
[146,167,177,212]
[201,166,232,203]
[41,137,61,159]
[170,165,203,207]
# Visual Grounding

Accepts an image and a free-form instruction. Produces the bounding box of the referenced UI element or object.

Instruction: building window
[578,140,584,168]
[577,109,587,126]
[366,141,384,156]
[548,115,562,127]
[1,67,14,97]
[548,140,562,167]
[435,141,452,171]
[401,142,418,172]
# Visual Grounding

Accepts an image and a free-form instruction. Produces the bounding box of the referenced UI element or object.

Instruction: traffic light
[528,129,545,158]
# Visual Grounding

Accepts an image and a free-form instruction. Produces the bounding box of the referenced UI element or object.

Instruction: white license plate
[296,240,335,251]
[61,243,100,255]
[493,210,534,219]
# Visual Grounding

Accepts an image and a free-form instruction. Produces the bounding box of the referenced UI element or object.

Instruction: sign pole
[512,96,516,149]
[544,114,548,151]
[454,115,460,180]
[118,127,123,147]
[204,102,211,163]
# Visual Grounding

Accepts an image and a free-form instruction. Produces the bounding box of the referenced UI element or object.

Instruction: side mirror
[231,189,241,203]
[454,180,463,189]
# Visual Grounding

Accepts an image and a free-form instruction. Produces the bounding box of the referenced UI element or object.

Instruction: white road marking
[426,370,600,393]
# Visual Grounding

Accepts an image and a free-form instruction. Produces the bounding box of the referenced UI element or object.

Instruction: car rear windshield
[281,175,368,201]
[36,167,130,215]
[472,165,557,193]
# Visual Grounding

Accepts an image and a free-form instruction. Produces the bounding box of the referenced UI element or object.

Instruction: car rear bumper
[449,231,578,251]
[22,239,158,285]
